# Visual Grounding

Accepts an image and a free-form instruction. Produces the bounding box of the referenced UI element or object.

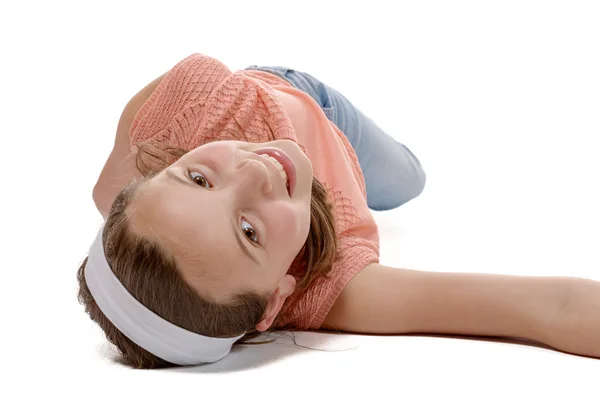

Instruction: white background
[1,0,599,398]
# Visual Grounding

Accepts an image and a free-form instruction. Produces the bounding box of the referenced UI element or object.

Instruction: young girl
[79,53,600,369]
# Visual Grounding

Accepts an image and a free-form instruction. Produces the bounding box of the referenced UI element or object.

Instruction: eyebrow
[165,169,197,188]
[165,168,259,266]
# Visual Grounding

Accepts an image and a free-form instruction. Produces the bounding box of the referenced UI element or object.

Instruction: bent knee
[367,166,426,211]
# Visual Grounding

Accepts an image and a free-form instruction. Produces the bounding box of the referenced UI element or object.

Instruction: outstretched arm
[322,263,600,358]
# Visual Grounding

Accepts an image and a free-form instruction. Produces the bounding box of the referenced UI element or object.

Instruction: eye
[241,218,259,244]
[188,171,211,188]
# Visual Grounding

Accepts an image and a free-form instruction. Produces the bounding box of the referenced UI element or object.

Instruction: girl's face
[129,140,313,301]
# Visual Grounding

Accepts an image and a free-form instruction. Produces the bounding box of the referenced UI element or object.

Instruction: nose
[233,156,273,198]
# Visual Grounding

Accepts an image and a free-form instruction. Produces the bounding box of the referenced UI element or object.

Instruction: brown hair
[77,142,338,369]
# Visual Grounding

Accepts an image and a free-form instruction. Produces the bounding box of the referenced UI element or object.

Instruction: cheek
[262,203,308,245]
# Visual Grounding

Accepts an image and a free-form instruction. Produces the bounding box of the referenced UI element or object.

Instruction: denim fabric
[245,65,426,211]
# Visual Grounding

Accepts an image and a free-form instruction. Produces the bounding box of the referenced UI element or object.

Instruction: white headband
[84,223,245,366]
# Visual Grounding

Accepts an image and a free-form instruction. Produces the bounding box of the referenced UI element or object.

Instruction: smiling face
[127,140,314,303]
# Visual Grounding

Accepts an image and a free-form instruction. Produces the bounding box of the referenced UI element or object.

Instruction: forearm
[408,271,600,358]
[402,271,569,344]
[324,264,600,358]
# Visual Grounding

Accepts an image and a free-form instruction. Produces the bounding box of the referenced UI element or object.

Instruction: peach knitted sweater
[130,54,379,330]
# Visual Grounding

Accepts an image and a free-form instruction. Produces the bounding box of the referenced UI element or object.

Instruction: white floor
[2,1,599,399]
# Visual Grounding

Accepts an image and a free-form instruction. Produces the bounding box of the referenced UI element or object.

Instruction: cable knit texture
[130,54,380,330]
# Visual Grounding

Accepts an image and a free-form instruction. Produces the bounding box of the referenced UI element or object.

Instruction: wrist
[540,277,600,357]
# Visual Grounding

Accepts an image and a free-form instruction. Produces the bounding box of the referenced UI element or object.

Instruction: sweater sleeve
[129,53,231,148]
[276,236,379,331]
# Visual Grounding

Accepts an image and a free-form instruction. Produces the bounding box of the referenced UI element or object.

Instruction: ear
[255,274,296,332]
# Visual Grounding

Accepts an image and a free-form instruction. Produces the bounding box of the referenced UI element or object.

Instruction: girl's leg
[246,66,426,211]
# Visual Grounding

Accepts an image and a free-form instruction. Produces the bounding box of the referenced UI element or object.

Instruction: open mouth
[259,154,289,192]
[254,149,296,196]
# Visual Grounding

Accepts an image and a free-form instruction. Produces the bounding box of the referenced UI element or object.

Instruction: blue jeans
[245,65,426,211]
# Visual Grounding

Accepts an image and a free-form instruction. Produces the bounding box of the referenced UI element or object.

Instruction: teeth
[260,154,288,187]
